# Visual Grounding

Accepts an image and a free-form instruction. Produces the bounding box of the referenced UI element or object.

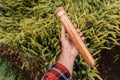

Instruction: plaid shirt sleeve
[42,63,72,80]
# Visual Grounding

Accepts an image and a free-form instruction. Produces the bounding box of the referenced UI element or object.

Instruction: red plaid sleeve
[42,63,72,80]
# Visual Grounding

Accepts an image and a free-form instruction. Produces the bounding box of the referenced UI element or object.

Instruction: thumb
[61,26,66,41]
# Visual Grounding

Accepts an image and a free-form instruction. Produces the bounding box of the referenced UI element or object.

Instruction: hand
[61,25,85,58]
[57,25,85,75]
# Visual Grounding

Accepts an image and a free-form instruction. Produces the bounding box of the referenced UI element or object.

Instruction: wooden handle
[55,7,95,67]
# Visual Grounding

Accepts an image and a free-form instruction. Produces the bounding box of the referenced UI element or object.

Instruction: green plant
[0,56,21,80]
[0,0,120,80]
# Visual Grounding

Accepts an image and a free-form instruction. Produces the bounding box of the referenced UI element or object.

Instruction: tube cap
[55,7,64,14]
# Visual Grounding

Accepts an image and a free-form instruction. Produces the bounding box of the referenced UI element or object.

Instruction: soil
[98,46,120,80]
[0,43,43,80]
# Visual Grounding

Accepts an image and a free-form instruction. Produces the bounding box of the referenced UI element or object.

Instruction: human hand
[61,25,85,58]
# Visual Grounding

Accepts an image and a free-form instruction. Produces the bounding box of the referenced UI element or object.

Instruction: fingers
[74,25,85,41]
[79,32,85,41]
[74,25,80,33]
[61,26,66,41]
[74,25,77,29]
[81,36,85,41]
[61,25,85,41]
[79,31,82,36]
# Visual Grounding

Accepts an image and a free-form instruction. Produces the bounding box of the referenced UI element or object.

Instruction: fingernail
[79,32,83,36]
[82,37,85,40]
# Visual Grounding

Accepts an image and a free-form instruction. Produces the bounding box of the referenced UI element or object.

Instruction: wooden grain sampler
[55,7,95,67]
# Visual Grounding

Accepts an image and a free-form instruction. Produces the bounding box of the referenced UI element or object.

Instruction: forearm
[57,51,76,75]
[42,52,75,80]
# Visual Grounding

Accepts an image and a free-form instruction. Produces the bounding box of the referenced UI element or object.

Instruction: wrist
[62,50,77,59]
[57,52,76,75]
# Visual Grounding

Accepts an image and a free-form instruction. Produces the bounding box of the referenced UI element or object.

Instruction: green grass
[0,0,120,80]
[0,57,21,80]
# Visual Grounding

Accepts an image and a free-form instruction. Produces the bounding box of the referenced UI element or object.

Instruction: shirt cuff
[42,63,72,80]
